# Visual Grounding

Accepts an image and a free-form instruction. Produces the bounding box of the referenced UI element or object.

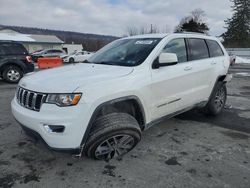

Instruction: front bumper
[24,62,35,73]
[19,122,80,154]
[11,97,92,149]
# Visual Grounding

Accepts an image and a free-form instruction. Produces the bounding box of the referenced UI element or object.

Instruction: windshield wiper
[95,61,116,65]
[82,60,133,67]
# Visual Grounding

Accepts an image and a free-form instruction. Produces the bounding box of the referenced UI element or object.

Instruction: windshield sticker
[135,40,154,45]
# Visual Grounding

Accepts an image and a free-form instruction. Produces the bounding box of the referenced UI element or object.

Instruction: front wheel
[2,65,23,83]
[85,113,141,160]
[203,82,227,116]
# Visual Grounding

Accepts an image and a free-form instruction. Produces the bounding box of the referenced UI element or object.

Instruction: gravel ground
[0,65,250,188]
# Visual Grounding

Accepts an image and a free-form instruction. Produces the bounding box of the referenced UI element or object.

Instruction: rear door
[186,38,214,102]
[76,52,90,62]
[0,43,27,62]
[73,52,82,62]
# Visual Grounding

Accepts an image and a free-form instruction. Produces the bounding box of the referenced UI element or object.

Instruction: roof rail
[174,31,209,36]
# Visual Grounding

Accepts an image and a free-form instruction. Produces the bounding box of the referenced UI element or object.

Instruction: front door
[150,38,197,120]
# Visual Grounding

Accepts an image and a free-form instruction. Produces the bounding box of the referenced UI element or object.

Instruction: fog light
[43,124,65,133]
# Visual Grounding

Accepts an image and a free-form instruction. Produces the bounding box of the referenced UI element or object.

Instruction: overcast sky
[0,0,232,37]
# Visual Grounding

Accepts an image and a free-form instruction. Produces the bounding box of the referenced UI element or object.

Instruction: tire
[85,113,141,160]
[69,57,75,63]
[203,82,227,116]
[2,65,23,83]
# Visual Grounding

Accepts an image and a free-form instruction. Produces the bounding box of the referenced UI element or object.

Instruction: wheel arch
[208,74,227,101]
[0,62,25,76]
[81,95,146,147]
[217,75,227,82]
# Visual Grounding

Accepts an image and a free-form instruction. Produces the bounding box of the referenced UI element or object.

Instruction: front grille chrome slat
[32,93,37,110]
[16,87,47,112]
[25,91,30,107]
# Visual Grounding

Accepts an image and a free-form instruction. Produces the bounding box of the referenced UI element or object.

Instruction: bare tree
[191,8,206,23]
[161,25,171,33]
[126,24,161,36]
[150,24,160,34]
[139,26,148,34]
[126,26,139,36]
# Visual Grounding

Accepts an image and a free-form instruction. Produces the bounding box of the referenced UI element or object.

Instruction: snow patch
[235,56,250,64]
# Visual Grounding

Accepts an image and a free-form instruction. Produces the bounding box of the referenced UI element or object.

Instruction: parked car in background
[62,51,93,63]
[0,42,34,83]
[31,49,66,62]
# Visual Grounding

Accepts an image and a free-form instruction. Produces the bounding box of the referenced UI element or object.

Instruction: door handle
[184,66,192,71]
[211,61,217,65]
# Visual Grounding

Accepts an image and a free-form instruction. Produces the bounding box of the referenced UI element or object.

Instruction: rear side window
[52,50,62,53]
[206,40,224,57]
[0,43,27,55]
[162,38,187,63]
[47,50,54,53]
[188,38,209,61]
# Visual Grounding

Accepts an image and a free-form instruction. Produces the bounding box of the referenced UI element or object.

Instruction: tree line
[126,0,250,48]
[1,0,249,49]
[0,24,117,51]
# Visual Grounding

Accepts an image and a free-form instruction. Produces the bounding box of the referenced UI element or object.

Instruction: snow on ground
[235,56,250,64]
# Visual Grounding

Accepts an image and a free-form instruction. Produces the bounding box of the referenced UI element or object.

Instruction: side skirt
[144,101,208,130]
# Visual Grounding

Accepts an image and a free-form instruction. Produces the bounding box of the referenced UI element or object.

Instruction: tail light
[26,55,33,63]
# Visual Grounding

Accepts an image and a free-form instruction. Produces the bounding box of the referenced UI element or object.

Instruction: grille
[16,87,47,111]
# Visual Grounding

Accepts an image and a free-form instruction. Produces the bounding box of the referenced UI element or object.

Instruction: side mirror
[159,52,178,65]
[153,53,178,69]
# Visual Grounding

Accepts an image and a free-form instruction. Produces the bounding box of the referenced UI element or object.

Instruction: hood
[19,63,134,93]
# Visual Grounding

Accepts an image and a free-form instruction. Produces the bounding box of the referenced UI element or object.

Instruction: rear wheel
[85,113,141,160]
[203,82,227,116]
[2,65,23,83]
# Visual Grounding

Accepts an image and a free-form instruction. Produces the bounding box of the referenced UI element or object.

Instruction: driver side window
[162,38,187,63]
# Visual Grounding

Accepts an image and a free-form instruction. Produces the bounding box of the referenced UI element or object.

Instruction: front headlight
[45,93,82,107]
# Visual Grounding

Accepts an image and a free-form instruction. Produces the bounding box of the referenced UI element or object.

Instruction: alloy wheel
[94,134,135,160]
[7,69,20,81]
[214,87,226,110]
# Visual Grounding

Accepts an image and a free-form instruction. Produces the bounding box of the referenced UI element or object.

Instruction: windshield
[87,38,161,66]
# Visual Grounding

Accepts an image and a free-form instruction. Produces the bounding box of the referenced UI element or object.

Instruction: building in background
[62,44,83,54]
[0,29,64,53]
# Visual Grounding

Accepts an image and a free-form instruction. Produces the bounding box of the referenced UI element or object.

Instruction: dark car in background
[31,49,66,62]
[0,42,34,83]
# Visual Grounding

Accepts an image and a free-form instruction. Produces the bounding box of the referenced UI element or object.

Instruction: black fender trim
[208,75,227,101]
[80,95,146,147]
[0,61,26,74]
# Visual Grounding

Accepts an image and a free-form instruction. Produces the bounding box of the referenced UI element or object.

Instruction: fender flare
[0,61,26,74]
[208,74,228,101]
[80,95,146,147]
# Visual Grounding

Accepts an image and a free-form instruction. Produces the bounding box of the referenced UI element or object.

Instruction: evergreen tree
[175,9,209,34]
[223,0,250,47]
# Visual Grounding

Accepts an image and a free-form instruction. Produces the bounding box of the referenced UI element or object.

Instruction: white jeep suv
[11,33,231,160]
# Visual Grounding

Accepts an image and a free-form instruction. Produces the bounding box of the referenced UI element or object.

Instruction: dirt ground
[0,64,250,188]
